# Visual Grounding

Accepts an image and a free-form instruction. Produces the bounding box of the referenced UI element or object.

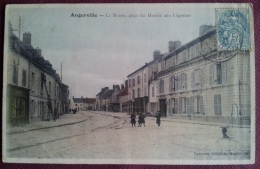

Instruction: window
[144,73,146,82]
[48,81,51,94]
[31,72,35,91]
[181,73,187,90]
[132,90,135,99]
[41,73,44,93]
[152,87,154,97]
[214,94,222,115]
[137,88,140,97]
[13,65,18,85]
[22,70,26,87]
[192,69,202,89]
[129,79,131,87]
[209,62,227,85]
[133,78,135,86]
[144,86,147,96]
[170,76,178,92]
[159,80,164,94]
[75,104,77,106]
[137,76,140,85]
[194,69,201,85]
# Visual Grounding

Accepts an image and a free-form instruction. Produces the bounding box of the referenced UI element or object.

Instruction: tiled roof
[83,98,96,103]
[73,98,83,103]
[117,87,128,96]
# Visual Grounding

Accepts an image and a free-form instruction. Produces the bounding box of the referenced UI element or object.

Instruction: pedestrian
[156,112,161,126]
[138,113,145,127]
[130,113,136,127]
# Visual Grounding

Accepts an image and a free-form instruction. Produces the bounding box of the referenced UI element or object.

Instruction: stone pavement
[6,111,250,135]
[6,111,91,135]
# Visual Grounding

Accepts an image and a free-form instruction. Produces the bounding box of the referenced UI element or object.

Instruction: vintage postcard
[2,3,255,164]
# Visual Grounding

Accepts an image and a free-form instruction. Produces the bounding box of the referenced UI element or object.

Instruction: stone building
[154,25,251,124]
[83,98,96,111]
[5,23,69,126]
[127,64,149,115]
[117,81,130,113]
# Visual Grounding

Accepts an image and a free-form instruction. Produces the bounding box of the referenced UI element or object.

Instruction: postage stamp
[216,9,251,50]
[2,3,255,165]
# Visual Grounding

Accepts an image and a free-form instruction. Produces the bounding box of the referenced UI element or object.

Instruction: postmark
[216,9,250,50]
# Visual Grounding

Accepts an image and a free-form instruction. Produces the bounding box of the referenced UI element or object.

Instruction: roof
[10,32,61,81]
[117,87,128,97]
[164,28,216,61]
[73,97,83,103]
[101,89,114,99]
[83,98,96,104]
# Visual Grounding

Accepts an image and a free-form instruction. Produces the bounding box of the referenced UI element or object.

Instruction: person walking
[156,112,161,126]
[130,113,136,127]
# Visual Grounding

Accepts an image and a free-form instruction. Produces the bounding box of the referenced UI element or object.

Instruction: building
[95,87,109,111]
[71,96,84,111]
[83,98,96,110]
[5,23,69,126]
[127,64,149,115]
[117,81,131,113]
[154,25,250,124]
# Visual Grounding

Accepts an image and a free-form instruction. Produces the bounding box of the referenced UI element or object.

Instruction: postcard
[2,3,255,164]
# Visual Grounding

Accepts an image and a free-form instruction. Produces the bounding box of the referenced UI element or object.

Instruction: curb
[7,118,89,135]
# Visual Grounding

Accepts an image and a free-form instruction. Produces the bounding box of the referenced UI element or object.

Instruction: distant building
[117,81,130,113]
[83,98,96,110]
[71,96,84,111]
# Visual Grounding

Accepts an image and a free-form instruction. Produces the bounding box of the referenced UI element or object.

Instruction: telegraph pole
[18,17,21,65]
[61,62,62,83]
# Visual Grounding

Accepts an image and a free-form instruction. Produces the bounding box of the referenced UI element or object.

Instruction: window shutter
[222,62,227,84]
[209,65,213,85]
[180,98,183,114]
[177,75,180,91]
[200,96,204,114]
[218,94,222,115]
[186,97,190,115]
[214,95,218,115]
[175,99,178,114]
[190,97,194,115]
[169,77,172,92]
[200,69,203,88]
[191,70,195,89]
[185,74,187,90]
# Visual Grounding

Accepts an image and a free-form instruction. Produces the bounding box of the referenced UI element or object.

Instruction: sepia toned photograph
[2,3,255,164]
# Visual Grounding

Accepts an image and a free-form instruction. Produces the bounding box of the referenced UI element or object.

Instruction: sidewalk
[93,111,251,128]
[6,111,91,135]
[6,111,251,135]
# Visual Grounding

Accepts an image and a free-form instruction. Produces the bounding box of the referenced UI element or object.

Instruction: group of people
[130,112,161,127]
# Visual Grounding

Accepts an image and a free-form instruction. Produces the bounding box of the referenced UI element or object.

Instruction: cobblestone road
[5,111,251,162]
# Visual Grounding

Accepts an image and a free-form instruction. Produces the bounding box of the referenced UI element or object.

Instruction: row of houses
[70,96,96,111]
[5,22,70,126]
[95,25,251,125]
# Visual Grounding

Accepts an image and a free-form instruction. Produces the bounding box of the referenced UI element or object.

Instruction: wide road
[6,111,250,162]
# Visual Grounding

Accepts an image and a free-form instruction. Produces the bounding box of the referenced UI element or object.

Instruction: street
[6,111,250,161]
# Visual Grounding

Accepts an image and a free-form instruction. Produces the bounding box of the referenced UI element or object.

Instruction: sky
[6,4,215,98]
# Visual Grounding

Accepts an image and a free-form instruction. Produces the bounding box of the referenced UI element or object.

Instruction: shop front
[7,84,30,126]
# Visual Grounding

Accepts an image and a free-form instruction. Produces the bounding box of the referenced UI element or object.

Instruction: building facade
[154,26,250,124]
[5,23,69,126]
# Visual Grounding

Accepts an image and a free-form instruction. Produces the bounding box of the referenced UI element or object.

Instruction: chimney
[35,47,42,55]
[153,50,161,60]
[23,32,31,44]
[199,25,214,36]
[169,41,181,53]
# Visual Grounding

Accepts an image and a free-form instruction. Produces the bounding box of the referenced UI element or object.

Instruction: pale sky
[6,4,215,98]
